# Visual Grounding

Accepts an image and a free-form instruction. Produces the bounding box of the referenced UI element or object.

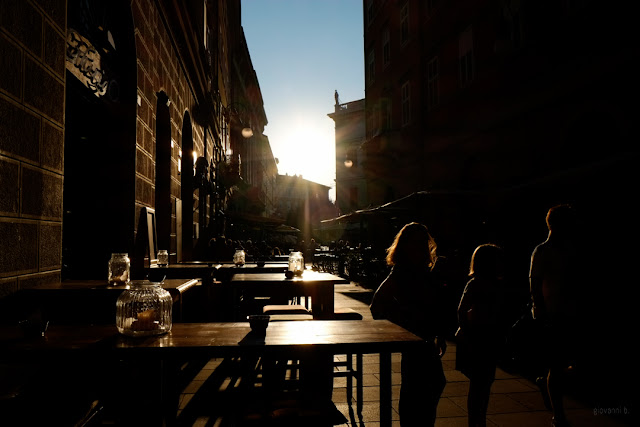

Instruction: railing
[312,247,389,289]
[335,99,365,112]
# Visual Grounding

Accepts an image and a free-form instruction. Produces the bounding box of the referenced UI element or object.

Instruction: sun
[270,116,335,190]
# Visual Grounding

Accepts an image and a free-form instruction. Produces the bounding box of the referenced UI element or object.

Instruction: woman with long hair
[456,243,508,427]
[370,222,448,426]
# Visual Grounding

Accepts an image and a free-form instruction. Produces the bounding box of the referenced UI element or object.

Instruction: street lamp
[241,127,254,138]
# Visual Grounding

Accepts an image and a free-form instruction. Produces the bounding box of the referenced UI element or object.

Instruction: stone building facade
[361,0,638,247]
[328,97,367,215]
[0,0,275,295]
[275,174,338,244]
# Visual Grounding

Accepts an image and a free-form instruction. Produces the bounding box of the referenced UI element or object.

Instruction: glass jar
[288,251,304,276]
[108,253,130,286]
[157,249,169,266]
[233,249,246,267]
[116,280,172,337]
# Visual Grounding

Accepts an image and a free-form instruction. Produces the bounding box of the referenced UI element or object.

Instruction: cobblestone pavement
[179,282,633,427]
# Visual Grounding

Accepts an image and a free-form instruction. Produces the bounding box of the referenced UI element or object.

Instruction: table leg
[161,359,181,426]
[379,351,392,427]
[356,352,363,416]
[311,285,335,319]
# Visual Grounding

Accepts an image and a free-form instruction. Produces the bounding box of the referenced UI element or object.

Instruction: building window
[427,0,440,16]
[503,2,524,50]
[382,98,392,130]
[459,26,474,88]
[367,109,375,139]
[203,0,208,49]
[367,0,374,26]
[427,57,439,109]
[349,187,358,210]
[382,29,390,67]
[366,104,380,137]
[401,81,411,126]
[400,3,409,45]
[367,48,375,85]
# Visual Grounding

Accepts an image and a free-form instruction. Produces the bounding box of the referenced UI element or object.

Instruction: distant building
[275,174,338,242]
[328,97,367,215]
[362,0,638,210]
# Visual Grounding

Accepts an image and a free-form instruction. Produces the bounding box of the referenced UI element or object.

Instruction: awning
[274,224,300,233]
[319,190,478,225]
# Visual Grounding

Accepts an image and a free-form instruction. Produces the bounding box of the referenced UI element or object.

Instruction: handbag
[504,302,546,370]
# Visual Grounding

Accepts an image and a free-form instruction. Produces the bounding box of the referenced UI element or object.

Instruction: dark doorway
[62,0,137,279]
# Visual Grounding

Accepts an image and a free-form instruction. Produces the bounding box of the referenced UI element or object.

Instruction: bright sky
[241,0,364,201]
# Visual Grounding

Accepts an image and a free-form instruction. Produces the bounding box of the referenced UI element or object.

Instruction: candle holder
[108,253,130,286]
[288,251,304,276]
[116,280,172,337]
[233,249,246,267]
[157,249,169,266]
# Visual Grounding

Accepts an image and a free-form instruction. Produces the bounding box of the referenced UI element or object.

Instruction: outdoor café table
[151,262,288,282]
[0,320,425,427]
[150,262,220,284]
[229,271,349,320]
[17,278,200,323]
[214,262,288,281]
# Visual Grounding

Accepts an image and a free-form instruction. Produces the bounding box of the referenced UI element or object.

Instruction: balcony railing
[335,99,365,113]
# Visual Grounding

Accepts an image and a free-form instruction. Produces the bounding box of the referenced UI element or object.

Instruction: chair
[268,314,313,322]
[262,303,313,322]
[262,304,311,316]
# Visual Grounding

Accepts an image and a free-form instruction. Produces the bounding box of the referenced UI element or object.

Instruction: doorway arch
[155,91,172,253]
[180,112,194,260]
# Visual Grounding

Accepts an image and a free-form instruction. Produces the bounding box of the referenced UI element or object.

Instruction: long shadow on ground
[336,289,374,306]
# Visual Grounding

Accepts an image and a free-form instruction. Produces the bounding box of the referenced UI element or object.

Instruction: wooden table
[230,271,349,320]
[18,279,200,323]
[145,263,286,322]
[149,263,219,283]
[214,262,288,281]
[0,320,424,427]
[151,262,288,281]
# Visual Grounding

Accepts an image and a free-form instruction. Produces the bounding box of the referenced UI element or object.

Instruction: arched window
[155,91,171,253]
[180,112,194,260]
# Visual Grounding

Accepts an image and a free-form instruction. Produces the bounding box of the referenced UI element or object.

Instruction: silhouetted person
[530,204,579,427]
[370,222,447,426]
[257,240,271,260]
[305,238,318,264]
[456,244,509,427]
[224,238,236,260]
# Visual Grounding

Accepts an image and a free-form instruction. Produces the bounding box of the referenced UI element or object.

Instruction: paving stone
[175,282,629,427]
[437,397,467,417]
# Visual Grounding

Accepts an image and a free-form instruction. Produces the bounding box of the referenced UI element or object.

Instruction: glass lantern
[108,253,130,286]
[288,251,304,276]
[116,280,172,337]
[157,249,169,266]
[233,249,246,267]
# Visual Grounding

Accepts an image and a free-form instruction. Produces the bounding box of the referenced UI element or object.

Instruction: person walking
[456,244,508,427]
[370,222,448,426]
[530,204,580,427]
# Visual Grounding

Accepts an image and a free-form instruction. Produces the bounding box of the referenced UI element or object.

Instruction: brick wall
[133,0,204,259]
[0,0,219,294]
[0,0,66,295]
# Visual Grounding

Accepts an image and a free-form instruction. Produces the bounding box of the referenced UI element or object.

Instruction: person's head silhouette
[386,222,437,268]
